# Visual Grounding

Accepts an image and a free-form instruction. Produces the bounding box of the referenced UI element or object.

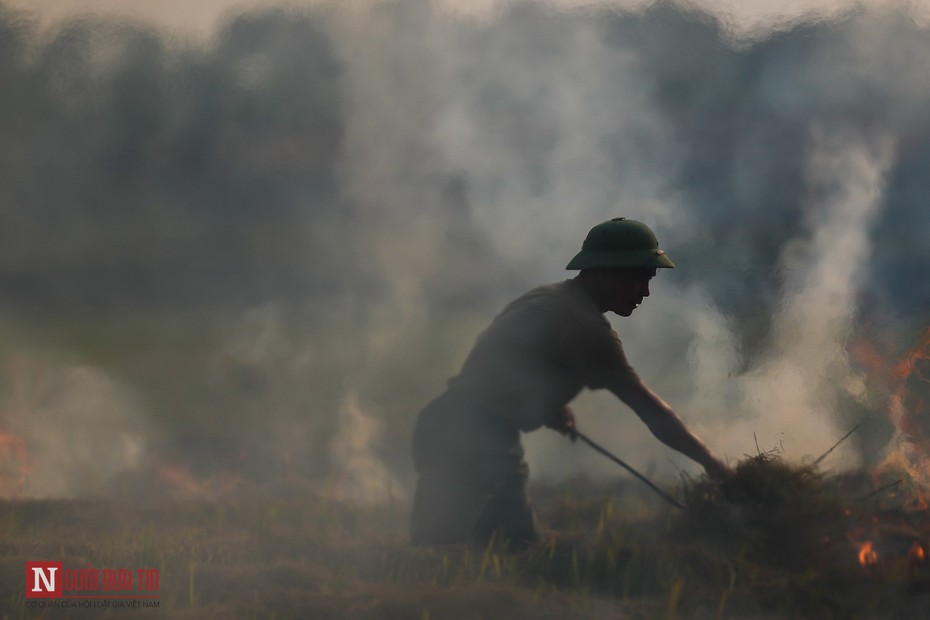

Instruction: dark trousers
[410,392,541,546]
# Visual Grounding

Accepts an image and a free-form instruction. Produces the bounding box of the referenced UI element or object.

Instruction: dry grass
[1,460,930,619]
[676,452,849,570]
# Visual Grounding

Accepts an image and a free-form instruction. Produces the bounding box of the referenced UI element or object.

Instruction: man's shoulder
[515,279,590,305]
[502,280,608,328]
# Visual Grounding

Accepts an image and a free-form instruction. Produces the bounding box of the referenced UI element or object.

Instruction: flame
[0,430,34,497]
[910,541,926,564]
[0,358,36,497]
[887,328,930,439]
[849,338,896,383]
[856,327,930,508]
[892,327,930,381]
[858,540,879,566]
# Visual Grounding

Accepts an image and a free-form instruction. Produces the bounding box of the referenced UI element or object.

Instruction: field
[3,460,930,620]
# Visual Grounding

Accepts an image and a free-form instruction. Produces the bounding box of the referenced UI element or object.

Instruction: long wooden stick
[573,430,685,511]
[812,423,861,467]
[858,478,903,502]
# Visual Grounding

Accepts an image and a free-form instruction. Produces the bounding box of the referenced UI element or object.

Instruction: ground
[3,467,930,620]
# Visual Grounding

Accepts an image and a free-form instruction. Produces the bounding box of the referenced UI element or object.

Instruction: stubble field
[3,462,930,620]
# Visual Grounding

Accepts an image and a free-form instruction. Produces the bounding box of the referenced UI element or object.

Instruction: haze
[11,0,930,38]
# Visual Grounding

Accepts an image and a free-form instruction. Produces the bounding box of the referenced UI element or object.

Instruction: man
[410,217,732,546]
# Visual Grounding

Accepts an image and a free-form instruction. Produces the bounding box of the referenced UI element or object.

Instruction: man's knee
[472,473,541,547]
[410,470,481,545]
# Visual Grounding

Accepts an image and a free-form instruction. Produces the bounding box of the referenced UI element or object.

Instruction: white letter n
[31,567,57,593]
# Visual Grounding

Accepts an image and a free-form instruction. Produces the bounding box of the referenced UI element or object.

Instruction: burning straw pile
[675,450,849,571]
[670,426,930,579]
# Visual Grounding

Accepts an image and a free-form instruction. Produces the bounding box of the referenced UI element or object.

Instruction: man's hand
[546,406,577,441]
[703,456,736,482]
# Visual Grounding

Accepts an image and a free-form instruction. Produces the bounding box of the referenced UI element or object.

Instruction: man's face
[605,267,657,316]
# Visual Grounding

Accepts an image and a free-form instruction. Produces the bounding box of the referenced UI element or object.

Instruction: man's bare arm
[608,374,732,480]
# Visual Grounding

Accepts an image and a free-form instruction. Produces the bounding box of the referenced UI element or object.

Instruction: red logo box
[25,562,63,599]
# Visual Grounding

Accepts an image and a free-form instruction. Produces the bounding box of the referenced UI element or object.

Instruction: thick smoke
[0,350,151,497]
[693,127,895,467]
[1,0,929,497]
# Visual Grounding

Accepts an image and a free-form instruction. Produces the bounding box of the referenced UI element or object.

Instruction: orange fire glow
[855,327,930,508]
[909,541,926,564]
[892,327,930,381]
[0,430,34,497]
[156,464,239,500]
[858,541,878,566]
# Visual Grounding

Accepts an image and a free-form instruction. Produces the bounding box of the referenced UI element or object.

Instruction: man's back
[447,279,637,431]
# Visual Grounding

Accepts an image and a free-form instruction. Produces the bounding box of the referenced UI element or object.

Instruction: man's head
[567,218,672,316]
[576,267,656,316]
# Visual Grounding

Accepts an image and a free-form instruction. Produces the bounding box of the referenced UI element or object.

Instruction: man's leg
[410,393,538,546]
[410,395,487,545]
[410,469,483,545]
[472,460,541,547]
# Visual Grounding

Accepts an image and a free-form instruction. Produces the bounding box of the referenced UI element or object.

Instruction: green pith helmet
[566,217,675,270]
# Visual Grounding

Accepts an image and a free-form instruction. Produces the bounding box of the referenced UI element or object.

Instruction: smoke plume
[1,0,929,496]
